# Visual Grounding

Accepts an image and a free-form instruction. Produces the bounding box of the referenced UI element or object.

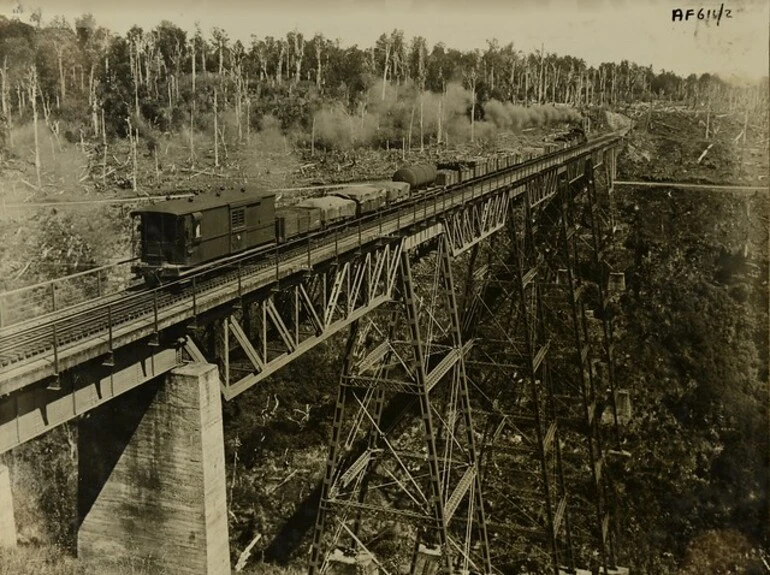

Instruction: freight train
[130,147,550,285]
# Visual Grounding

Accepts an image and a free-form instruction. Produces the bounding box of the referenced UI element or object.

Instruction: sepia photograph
[0,0,767,573]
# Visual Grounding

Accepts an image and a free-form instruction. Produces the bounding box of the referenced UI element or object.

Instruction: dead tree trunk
[130,41,140,125]
[101,107,107,187]
[470,76,477,142]
[705,98,711,140]
[56,44,66,106]
[89,64,98,135]
[537,44,544,104]
[381,39,392,101]
[1,56,10,149]
[524,68,529,107]
[419,90,424,151]
[30,66,41,189]
[245,93,251,144]
[294,34,303,84]
[126,117,138,193]
[214,88,219,168]
[190,39,196,168]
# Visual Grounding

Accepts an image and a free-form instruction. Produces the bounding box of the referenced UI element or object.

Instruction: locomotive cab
[131,211,197,284]
[131,188,277,286]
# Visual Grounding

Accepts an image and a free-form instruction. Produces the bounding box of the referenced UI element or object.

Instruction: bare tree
[101,107,107,187]
[129,36,140,125]
[126,117,137,193]
[415,38,427,151]
[0,56,10,150]
[28,65,41,189]
[275,39,285,85]
[293,31,303,84]
[463,51,480,142]
[190,37,196,167]
[379,33,392,101]
[214,88,219,168]
[314,34,323,89]
[212,27,229,77]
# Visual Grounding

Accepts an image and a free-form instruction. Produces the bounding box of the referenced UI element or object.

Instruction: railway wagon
[131,187,276,283]
[275,206,323,243]
[393,164,438,189]
[435,169,458,187]
[296,196,357,226]
[367,181,411,204]
[332,185,388,216]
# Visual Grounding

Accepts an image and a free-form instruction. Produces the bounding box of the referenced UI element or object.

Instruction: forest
[0,7,768,575]
[0,11,766,184]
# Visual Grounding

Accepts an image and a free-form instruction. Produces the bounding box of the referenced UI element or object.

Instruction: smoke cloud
[312,81,581,150]
[483,101,581,130]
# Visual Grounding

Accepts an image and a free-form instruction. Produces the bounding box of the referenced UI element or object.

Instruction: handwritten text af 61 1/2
[672,4,733,24]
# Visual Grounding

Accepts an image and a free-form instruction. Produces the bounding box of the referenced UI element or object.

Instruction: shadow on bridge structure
[0,131,631,575]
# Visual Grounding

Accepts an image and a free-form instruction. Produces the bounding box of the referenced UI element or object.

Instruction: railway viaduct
[0,131,630,575]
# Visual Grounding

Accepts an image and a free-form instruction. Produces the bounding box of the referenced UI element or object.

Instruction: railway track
[0,131,625,388]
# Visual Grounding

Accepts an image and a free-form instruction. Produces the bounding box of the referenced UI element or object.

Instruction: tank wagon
[393,164,438,189]
[131,147,552,285]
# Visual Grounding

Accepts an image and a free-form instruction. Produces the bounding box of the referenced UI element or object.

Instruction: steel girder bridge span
[0,131,629,575]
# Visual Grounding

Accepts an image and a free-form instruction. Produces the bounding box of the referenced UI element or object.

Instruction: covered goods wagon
[296,196,357,225]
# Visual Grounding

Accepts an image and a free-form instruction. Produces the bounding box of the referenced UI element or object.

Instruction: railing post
[153,290,159,336]
[107,304,113,352]
[50,282,56,313]
[104,303,115,367]
[192,276,198,316]
[52,321,59,375]
[275,243,280,280]
[307,237,312,270]
[237,260,243,300]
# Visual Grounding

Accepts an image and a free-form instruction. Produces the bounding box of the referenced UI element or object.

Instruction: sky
[1,0,768,82]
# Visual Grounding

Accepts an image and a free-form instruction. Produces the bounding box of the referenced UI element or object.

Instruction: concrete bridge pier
[77,362,231,574]
[0,463,17,548]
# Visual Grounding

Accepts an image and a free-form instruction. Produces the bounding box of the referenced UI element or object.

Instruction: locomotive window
[231,208,246,230]
[192,212,203,240]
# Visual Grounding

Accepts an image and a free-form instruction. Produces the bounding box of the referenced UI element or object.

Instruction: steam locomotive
[130,149,539,286]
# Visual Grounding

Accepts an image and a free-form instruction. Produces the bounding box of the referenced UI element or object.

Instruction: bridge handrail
[0,257,139,328]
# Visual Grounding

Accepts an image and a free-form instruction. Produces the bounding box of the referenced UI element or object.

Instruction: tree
[211,27,229,77]
[75,14,110,135]
[311,33,324,89]
[153,20,186,105]
[0,17,36,146]
[376,32,392,100]
[462,49,480,141]
[410,35,428,150]
[27,63,41,188]
[38,16,76,108]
